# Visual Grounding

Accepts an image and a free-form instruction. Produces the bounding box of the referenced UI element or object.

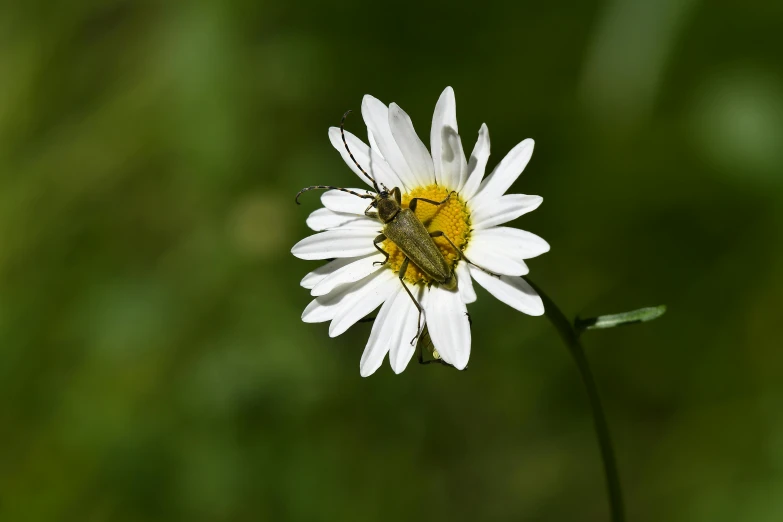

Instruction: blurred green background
[1,0,782,521]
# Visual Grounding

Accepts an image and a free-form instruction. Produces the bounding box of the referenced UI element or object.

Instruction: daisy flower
[292,87,549,376]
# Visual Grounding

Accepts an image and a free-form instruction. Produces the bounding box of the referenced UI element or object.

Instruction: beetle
[296,111,488,344]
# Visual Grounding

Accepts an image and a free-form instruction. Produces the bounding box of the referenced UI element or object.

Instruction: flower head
[292,87,549,376]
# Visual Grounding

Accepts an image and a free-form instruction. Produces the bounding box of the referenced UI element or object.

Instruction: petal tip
[530,195,544,210]
[527,297,546,316]
[440,86,455,100]
[388,103,405,120]
[362,94,384,110]
[452,356,469,370]
[328,321,342,337]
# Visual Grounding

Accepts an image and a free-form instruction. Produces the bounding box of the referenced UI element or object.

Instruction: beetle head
[376,193,401,223]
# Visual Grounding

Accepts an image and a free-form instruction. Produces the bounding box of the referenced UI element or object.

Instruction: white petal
[469,226,550,259]
[311,253,385,296]
[471,138,535,207]
[461,124,490,201]
[306,208,380,231]
[292,229,378,260]
[387,285,422,374]
[302,299,336,323]
[455,261,476,304]
[437,126,468,191]
[321,188,373,215]
[300,256,362,289]
[368,130,384,160]
[329,270,398,337]
[359,286,419,377]
[359,287,401,377]
[425,285,471,370]
[431,87,468,190]
[464,235,530,276]
[302,279,360,323]
[470,194,543,230]
[327,127,403,190]
[362,95,418,189]
[431,88,458,170]
[388,103,435,187]
[469,269,544,316]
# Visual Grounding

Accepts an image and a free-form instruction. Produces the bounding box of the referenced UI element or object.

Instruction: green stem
[525,278,625,522]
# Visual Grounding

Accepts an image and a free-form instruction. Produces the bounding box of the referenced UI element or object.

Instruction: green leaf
[575,305,667,332]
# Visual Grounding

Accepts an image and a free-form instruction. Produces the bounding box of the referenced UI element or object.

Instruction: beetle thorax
[377,198,400,223]
[383,185,471,285]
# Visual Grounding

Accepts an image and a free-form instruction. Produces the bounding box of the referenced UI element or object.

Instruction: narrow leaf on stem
[576,305,667,332]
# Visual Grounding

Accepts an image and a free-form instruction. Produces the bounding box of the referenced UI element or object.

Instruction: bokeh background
[2,0,782,520]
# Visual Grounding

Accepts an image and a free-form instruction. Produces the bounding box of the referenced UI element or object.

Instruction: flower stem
[525,278,625,522]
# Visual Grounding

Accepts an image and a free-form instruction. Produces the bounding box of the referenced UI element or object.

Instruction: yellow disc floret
[383,184,471,285]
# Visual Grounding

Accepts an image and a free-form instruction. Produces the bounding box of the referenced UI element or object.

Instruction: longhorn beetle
[296,111,493,344]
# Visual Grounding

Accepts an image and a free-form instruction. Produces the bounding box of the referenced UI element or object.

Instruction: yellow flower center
[383,184,471,285]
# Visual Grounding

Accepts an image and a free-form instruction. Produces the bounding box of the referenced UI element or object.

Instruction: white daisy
[292,87,549,376]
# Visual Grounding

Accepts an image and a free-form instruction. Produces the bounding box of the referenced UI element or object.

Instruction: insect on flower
[292,87,550,376]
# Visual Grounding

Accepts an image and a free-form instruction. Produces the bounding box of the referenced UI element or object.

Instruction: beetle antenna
[295,185,376,205]
[341,110,382,194]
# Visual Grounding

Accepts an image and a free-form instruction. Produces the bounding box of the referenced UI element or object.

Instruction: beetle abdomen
[383,209,452,284]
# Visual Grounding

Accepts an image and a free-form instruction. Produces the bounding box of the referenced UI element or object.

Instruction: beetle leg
[429,231,500,277]
[372,234,389,266]
[417,338,452,366]
[417,331,425,364]
[409,191,455,213]
[398,257,425,345]
[416,324,429,365]
[364,201,379,219]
